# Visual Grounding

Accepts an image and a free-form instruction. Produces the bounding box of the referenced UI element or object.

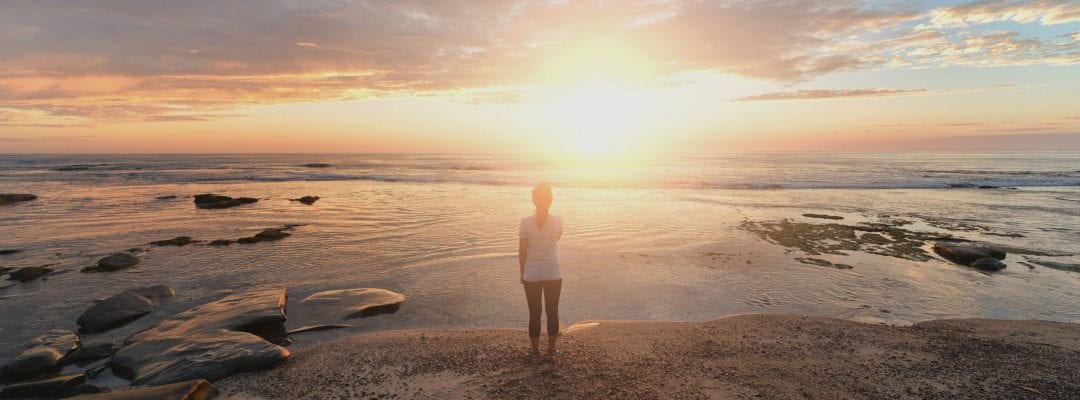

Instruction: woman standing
[519,182,563,361]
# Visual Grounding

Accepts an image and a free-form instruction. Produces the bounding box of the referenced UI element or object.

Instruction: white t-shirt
[520,214,563,282]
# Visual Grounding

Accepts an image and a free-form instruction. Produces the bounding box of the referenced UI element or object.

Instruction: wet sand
[218,314,1080,399]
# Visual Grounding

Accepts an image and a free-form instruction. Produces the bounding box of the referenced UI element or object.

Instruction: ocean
[1,152,1078,360]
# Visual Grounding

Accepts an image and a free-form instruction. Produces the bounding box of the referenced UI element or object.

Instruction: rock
[72,338,116,364]
[208,239,234,246]
[0,193,37,205]
[300,163,331,168]
[236,228,292,245]
[77,285,175,333]
[971,257,1007,271]
[67,379,219,400]
[150,236,195,247]
[111,287,290,386]
[154,195,178,200]
[193,194,258,209]
[977,185,999,189]
[0,373,85,398]
[297,288,406,320]
[0,249,21,255]
[290,196,320,205]
[70,383,110,396]
[83,253,139,273]
[794,257,854,270]
[0,329,80,382]
[802,213,843,220]
[932,243,1006,266]
[8,266,53,282]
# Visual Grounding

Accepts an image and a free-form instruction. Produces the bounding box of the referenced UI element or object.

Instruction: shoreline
[218,314,1080,399]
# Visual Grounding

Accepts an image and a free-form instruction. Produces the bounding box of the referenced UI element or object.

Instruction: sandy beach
[218,314,1080,399]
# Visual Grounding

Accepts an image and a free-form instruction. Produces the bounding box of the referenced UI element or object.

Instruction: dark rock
[977,185,999,189]
[70,383,111,396]
[971,258,1007,271]
[149,236,195,247]
[0,193,37,205]
[290,196,320,205]
[0,373,85,398]
[193,194,258,209]
[208,239,234,246]
[77,285,175,334]
[72,338,116,364]
[0,329,80,382]
[84,364,109,380]
[68,379,219,400]
[0,249,21,255]
[83,253,139,273]
[1029,260,1080,273]
[111,287,290,386]
[236,228,292,245]
[802,213,843,220]
[8,266,53,282]
[154,195,178,200]
[300,163,331,168]
[933,243,1007,266]
[295,288,406,321]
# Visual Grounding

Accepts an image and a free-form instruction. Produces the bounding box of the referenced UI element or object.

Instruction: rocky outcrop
[208,239,234,246]
[0,329,80,382]
[0,373,85,399]
[111,288,290,386]
[290,196,320,205]
[0,193,37,205]
[193,194,258,209]
[82,253,139,273]
[69,379,219,400]
[149,237,195,247]
[296,288,406,321]
[933,243,1007,271]
[76,285,175,333]
[236,227,292,245]
[8,266,53,282]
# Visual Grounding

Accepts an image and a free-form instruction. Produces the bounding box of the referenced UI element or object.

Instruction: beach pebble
[76,285,175,333]
[111,287,290,386]
[0,373,85,398]
[64,379,218,400]
[0,329,80,382]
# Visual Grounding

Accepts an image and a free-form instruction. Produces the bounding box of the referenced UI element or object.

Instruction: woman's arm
[519,238,528,284]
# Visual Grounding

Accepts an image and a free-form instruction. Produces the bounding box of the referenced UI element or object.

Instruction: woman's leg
[543,279,562,354]
[523,281,543,354]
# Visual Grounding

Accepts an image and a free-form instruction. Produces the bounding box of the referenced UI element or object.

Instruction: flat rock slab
[72,338,117,364]
[295,288,406,322]
[83,253,140,273]
[77,285,175,333]
[0,193,37,205]
[0,373,85,398]
[194,194,258,209]
[0,329,80,382]
[68,379,219,400]
[8,266,53,282]
[111,287,290,386]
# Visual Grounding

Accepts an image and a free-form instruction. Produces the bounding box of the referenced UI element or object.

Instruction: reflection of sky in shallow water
[1,174,1079,360]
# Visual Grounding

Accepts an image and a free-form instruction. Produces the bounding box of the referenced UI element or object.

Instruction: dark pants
[523,279,562,338]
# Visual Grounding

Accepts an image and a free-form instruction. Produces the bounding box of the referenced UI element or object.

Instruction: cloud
[0,0,1077,124]
[737,88,927,101]
[924,0,1080,28]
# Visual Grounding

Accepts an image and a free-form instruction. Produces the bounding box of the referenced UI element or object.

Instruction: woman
[519,182,563,360]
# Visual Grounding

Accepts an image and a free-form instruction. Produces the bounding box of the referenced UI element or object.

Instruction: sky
[0,0,1078,154]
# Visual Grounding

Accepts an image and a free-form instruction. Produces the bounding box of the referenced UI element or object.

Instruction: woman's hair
[532,182,553,208]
